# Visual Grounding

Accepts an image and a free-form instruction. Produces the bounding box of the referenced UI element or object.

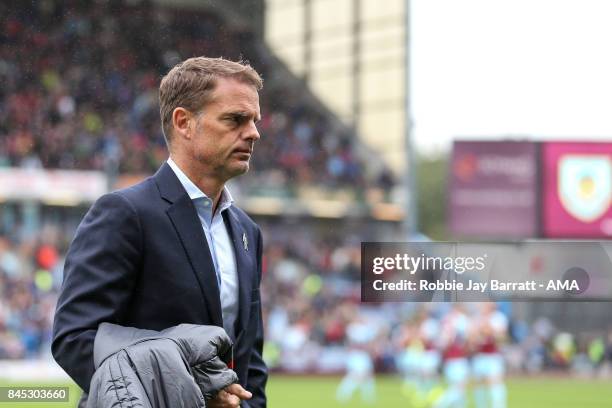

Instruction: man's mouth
[232,149,251,158]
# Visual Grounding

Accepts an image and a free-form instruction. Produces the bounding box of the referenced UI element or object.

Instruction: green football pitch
[1,375,611,407]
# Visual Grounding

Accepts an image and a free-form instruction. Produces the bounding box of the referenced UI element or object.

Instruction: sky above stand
[412,0,612,154]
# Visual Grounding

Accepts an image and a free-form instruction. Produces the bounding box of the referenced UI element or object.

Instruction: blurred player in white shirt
[336,318,376,404]
[397,319,422,388]
[397,308,443,406]
[420,308,443,393]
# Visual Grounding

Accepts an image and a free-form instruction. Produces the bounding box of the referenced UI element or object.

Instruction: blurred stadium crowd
[0,1,394,192]
[1,1,611,398]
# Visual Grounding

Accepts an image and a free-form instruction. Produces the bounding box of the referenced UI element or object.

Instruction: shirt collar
[166,158,234,212]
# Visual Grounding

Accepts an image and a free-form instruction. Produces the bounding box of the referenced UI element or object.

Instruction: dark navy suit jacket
[52,162,267,407]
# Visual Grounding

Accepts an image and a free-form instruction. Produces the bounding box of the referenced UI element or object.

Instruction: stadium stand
[0,1,384,193]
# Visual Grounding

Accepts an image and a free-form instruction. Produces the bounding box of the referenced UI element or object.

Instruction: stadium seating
[0,1,381,192]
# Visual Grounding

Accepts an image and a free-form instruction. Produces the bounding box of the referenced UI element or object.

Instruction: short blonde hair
[159,57,263,143]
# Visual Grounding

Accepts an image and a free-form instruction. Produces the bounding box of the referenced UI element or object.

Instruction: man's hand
[208,384,252,408]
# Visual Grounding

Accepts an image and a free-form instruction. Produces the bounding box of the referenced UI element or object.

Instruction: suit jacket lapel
[223,207,253,340]
[155,163,223,328]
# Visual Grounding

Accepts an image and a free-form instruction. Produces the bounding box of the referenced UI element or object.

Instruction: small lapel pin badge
[242,232,249,251]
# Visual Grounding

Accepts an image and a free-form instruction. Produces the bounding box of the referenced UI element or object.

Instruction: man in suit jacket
[52,57,267,408]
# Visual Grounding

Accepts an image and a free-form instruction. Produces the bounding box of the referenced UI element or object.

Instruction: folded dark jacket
[82,323,238,408]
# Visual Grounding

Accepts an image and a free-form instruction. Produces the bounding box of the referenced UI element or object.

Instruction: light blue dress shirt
[167,158,239,339]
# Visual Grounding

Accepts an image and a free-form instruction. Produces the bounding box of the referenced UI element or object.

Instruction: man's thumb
[225,384,252,400]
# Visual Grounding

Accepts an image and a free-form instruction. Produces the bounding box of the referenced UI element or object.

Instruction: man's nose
[244,121,260,141]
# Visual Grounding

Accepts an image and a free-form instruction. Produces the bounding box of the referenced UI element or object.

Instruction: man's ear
[172,107,193,141]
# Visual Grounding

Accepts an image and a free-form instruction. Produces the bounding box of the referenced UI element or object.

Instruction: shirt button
[203,200,210,207]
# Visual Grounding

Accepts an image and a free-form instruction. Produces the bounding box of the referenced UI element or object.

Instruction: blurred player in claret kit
[470,303,509,408]
[435,305,471,408]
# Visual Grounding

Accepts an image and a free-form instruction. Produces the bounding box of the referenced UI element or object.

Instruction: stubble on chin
[233,161,250,177]
[220,159,250,181]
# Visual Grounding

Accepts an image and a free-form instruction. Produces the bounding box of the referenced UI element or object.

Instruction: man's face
[189,77,261,181]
